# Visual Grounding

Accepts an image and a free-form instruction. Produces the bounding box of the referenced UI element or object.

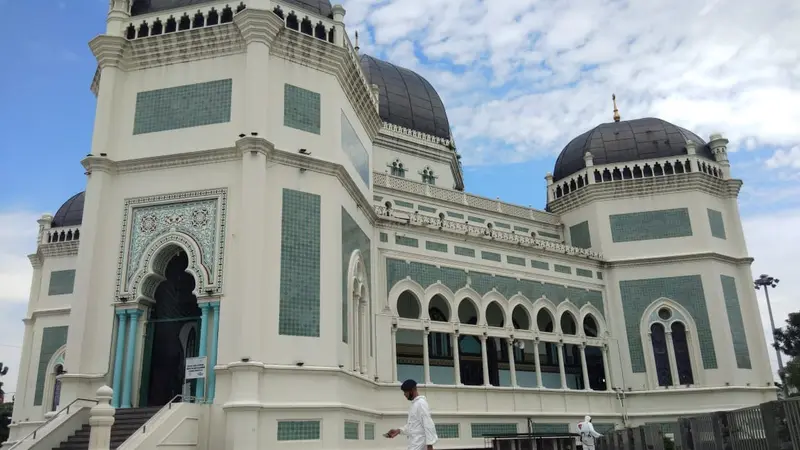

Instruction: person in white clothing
[386,379,438,450]
[577,415,603,450]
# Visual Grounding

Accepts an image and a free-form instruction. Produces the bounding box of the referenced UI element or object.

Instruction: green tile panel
[720,275,751,369]
[344,420,360,440]
[341,208,372,344]
[280,190,321,337]
[569,221,592,249]
[133,79,232,135]
[446,211,464,219]
[380,232,388,243]
[514,226,529,233]
[532,423,569,434]
[284,84,321,134]
[436,424,460,439]
[373,195,384,201]
[507,255,526,266]
[619,275,717,372]
[531,260,549,270]
[418,205,437,213]
[609,208,693,242]
[426,241,448,253]
[597,272,603,280]
[576,268,593,278]
[395,200,414,209]
[481,251,502,262]
[468,216,486,223]
[494,222,511,229]
[707,209,727,239]
[593,423,618,434]
[471,423,517,438]
[554,264,571,274]
[277,420,321,441]
[396,236,419,247]
[340,111,370,186]
[387,259,604,316]
[48,269,76,296]
[455,246,475,257]
[538,231,560,239]
[365,422,376,440]
[34,326,68,406]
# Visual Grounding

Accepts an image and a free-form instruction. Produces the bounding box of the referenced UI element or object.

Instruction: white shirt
[577,421,602,447]
[400,396,438,450]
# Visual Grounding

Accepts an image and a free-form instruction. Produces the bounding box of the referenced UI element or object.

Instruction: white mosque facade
[4,0,778,449]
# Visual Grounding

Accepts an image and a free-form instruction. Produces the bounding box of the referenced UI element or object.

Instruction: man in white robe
[577,415,603,450]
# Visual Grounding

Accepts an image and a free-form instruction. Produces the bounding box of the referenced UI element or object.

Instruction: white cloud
[765,146,800,170]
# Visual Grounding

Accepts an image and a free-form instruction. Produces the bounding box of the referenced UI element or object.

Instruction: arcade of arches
[393,291,611,390]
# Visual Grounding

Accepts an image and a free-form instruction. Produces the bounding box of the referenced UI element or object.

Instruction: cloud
[765,146,800,170]
[343,0,800,165]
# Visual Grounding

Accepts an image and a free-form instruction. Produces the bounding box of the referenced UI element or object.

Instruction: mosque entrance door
[139,251,201,407]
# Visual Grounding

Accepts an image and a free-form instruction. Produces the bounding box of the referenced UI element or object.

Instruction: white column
[452,333,461,385]
[580,344,591,390]
[423,329,431,384]
[360,301,368,375]
[602,344,612,391]
[557,343,567,389]
[507,339,517,387]
[88,386,115,450]
[534,339,543,388]
[666,331,680,386]
[352,298,360,373]
[480,335,490,386]
[391,327,398,383]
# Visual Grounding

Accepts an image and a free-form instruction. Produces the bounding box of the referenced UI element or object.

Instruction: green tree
[773,312,800,393]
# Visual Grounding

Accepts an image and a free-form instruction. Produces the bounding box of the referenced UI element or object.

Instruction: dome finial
[612,94,621,122]
[354,31,360,53]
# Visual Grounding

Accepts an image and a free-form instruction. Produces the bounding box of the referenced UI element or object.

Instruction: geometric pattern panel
[277,420,321,441]
[471,423,517,438]
[720,275,751,369]
[365,423,376,440]
[344,420,360,440]
[609,208,693,242]
[48,269,76,296]
[569,221,592,249]
[341,208,371,343]
[387,259,604,317]
[436,424,459,439]
[707,209,726,239]
[284,84,321,134]
[341,111,370,186]
[279,189,321,337]
[34,326,68,406]
[619,275,717,372]
[133,79,232,135]
[532,423,569,433]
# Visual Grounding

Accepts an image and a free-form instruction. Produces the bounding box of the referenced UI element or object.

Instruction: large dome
[553,117,714,181]
[52,192,85,228]
[131,0,334,17]
[359,55,452,140]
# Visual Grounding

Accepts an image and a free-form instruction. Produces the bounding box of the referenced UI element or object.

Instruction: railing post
[760,400,792,450]
[711,412,731,450]
[678,418,694,450]
[88,386,115,450]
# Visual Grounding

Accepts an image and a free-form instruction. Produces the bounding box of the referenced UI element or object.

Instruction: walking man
[577,415,602,450]
[386,379,438,450]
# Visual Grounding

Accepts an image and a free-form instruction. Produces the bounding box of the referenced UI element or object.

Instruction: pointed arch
[579,304,607,336]
[532,298,558,333]
[346,249,371,374]
[454,286,482,324]
[639,297,703,388]
[482,290,508,327]
[556,300,580,335]
[424,283,455,320]
[43,345,67,413]
[388,278,425,317]
[508,294,534,330]
[128,233,209,303]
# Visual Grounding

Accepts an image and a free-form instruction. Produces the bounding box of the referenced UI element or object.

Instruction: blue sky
[1,0,799,398]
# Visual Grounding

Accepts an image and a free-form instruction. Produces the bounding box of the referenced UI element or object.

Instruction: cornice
[23,307,71,324]
[39,241,79,258]
[89,35,129,68]
[82,155,116,173]
[605,252,754,268]
[28,253,43,268]
[233,8,283,47]
[374,126,464,190]
[124,23,246,71]
[235,136,275,157]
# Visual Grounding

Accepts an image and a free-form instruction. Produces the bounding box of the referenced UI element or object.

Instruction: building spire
[354,31,360,53]
[612,94,621,122]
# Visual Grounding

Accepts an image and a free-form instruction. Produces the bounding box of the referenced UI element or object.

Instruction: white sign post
[185,356,207,380]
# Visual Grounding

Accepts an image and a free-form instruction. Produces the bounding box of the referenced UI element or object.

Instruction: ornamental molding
[28,253,43,268]
[604,252,754,268]
[233,7,283,47]
[374,125,463,191]
[39,241,80,258]
[23,307,71,324]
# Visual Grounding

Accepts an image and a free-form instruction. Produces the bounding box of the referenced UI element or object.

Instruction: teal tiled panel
[426,241,448,252]
[344,421,360,440]
[419,205,437,213]
[279,190,321,337]
[619,275,717,372]
[707,209,726,239]
[569,221,592,249]
[34,326,68,405]
[593,423,618,434]
[446,211,464,219]
[277,420,321,441]
[284,84,321,134]
[494,222,511,229]
[471,423,517,438]
[531,260,549,270]
[721,275,751,368]
[341,209,372,344]
[507,256,526,266]
[48,269,76,296]
[365,423,375,440]
[395,200,414,208]
[576,268,593,278]
[596,272,603,280]
[396,236,419,247]
[436,424,459,439]
[380,232,388,243]
[514,226,529,233]
[373,195,383,201]
[539,231,560,239]
[532,423,569,433]
[554,264,571,274]
[455,246,475,257]
[482,251,501,262]
[609,208,693,242]
[133,79,232,135]
[341,111,370,185]
[468,216,485,223]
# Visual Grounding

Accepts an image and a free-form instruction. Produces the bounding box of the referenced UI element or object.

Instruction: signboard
[185,356,207,380]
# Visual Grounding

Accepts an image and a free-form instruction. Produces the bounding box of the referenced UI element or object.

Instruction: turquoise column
[207,302,221,403]
[195,303,211,400]
[121,309,142,408]
[111,310,128,408]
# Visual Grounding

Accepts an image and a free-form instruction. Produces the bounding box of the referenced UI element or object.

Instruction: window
[389,159,406,177]
[421,167,436,185]
[48,270,76,296]
[651,323,672,387]
[646,305,696,388]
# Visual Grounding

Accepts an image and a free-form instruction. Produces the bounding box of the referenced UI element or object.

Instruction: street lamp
[753,274,785,392]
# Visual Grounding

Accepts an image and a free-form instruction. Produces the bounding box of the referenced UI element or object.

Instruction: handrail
[7,397,98,449]
[139,395,201,435]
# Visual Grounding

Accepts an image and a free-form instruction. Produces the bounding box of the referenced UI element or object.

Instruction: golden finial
[612,94,621,122]
[354,31,360,53]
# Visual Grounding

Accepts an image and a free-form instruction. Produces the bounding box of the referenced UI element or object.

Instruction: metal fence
[596,398,800,450]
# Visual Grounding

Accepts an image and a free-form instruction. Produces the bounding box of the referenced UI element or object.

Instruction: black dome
[553,117,714,181]
[131,0,334,17]
[52,192,85,228]
[359,55,451,140]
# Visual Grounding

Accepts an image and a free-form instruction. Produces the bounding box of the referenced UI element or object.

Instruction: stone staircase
[53,407,162,450]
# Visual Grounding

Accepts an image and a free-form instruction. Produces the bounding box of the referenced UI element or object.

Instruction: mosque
[4,0,777,449]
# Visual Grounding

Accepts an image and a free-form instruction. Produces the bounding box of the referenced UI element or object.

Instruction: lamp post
[754,274,786,393]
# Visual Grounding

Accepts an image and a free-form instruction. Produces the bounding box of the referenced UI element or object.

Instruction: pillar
[666,331,680,386]
[121,309,141,408]
[196,303,211,400]
[580,344,591,390]
[360,302,368,375]
[480,335,490,386]
[452,333,461,385]
[423,329,431,384]
[557,343,567,389]
[507,340,517,387]
[533,339,543,388]
[602,345,612,391]
[331,4,346,47]
[207,302,221,403]
[111,311,128,407]
[390,327,398,383]
[88,386,115,450]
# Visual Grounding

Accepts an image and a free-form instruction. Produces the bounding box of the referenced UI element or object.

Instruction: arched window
[645,304,697,388]
[671,322,694,385]
[389,159,406,177]
[650,323,672,387]
[421,166,436,185]
[51,364,65,412]
[428,307,451,358]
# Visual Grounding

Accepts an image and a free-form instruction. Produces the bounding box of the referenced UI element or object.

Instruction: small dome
[52,192,85,228]
[553,117,714,181]
[359,54,452,140]
[131,0,334,18]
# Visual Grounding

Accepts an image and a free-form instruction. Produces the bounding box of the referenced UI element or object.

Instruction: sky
[1,0,799,400]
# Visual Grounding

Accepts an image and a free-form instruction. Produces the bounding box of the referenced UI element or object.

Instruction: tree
[774,312,800,393]
[0,362,10,444]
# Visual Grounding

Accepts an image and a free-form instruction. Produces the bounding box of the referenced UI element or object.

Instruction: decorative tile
[609,208,693,242]
[721,275,751,369]
[569,221,592,249]
[341,111,370,186]
[284,84,321,134]
[373,195,384,202]
[554,264,571,275]
[596,272,603,280]
[446,211,464,219]
[619,275,717,372]
[707,209,726,239]
[277,420,321,441]
[426,241,448,253]
[341,209,371,344]
[436,424,459,439]
[507,255,526,266]
[455,246,475,257]
[279,189,321,337]
[468,216,485,224]
[395,200,414,209]
[514,226,529,233]
[133,79,232,135]
[365,422,376,440]
[576,268,593,278]
[593,423,618,434]
[481,251,502,262]
[34,326,68,406]
[396,236,419,247]
[494,222,511,229]
[380,232,388,243]
[48,269,76,296]
[344,420,360,440]
[531,260,549,270]
[532,423,569,433]
[418,205,437,213]
[538,231,560,239]
[471,423,517,438]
